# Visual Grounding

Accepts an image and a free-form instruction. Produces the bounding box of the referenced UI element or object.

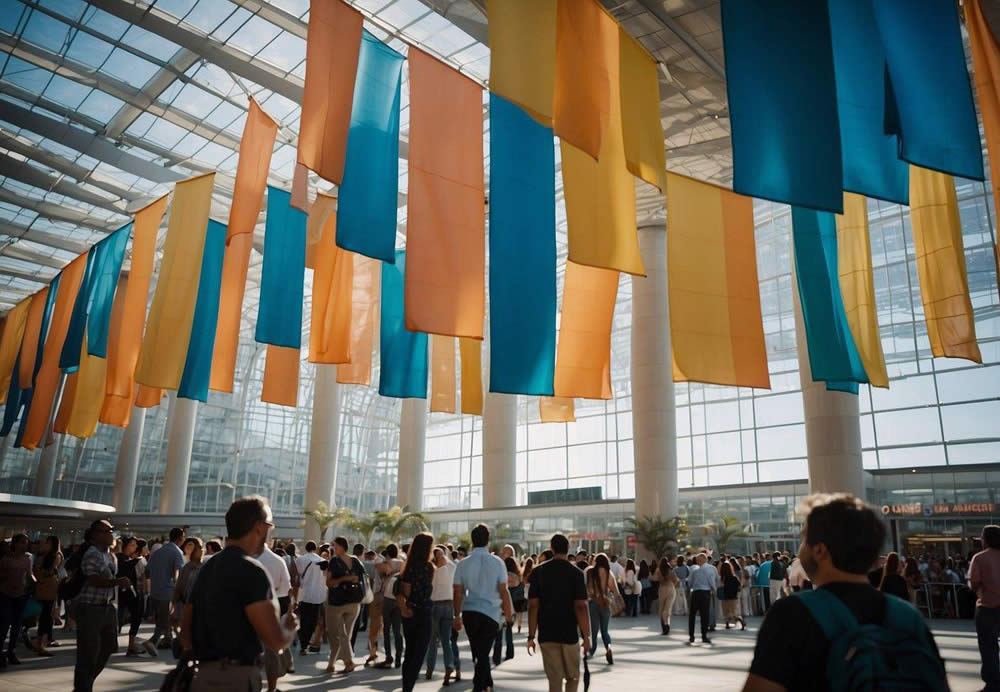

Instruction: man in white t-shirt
[257,544,293,691]
[609,555,626,585]
[293,541,326,655]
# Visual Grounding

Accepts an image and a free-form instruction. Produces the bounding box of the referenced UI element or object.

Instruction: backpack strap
[882,594,928,641]
[794,588,860,641]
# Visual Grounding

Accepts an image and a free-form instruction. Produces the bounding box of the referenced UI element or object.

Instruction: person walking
[398,533,435,692]
[720,561,745,630]
[971,524,1000,692]
[425,546,459,685]
[363,549,383,666]
[651,557,679,635]
[585,553,619,664]
[293,541,326,656]
[376,543,405,668]
[32,535,61,657]
[453,524,513,692]
[672,555,690,617]
[767,551,785,609]
[0,534,33,667]
[324,536,366,674]
[492,556,521,665]
[623,559,639,617]
[145,527,184,652]
[527,533,590,692]
[687,553,718,645]
[115,536,144,657]
[256,541,293,692]
[878,552,909,602]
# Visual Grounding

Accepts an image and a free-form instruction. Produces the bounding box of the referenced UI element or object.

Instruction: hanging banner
[290,162,310,213]
[262,345,299,407]
[297,0,362,184]
[619,29,665,190]
[0,298,30,401]
[430,335,456,413]
[540,396,575,423]
[209,232,253,393]
[553,262,618,399]
[380,250,428,399]
[908,166,982,363]
[721,0,843,213]
[135,173,215,390]
[667,173,769,389]
[59,249,96,372]
[135,384,163,408]
[488,94,557,396]
[336,254,380,386]
[305,192,335,270]
[178,220,227,402]
[336,30,404,264]
[227,97,278,243]
[18,287,50,390]
[459,337,483,415]
[85,223,131,358]
[836,193,889,388]
[1,352,23,436]
[487,0,555,126]
[309,197,353,364]
[255,186,306,349]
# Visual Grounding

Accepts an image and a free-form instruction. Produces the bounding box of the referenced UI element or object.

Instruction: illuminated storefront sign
[881,502,997,517]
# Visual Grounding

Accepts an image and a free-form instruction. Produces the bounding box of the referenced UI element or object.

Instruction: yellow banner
[459,337,483,415]
[305,192,335,271]
[553,261,618,399]
[620,29,665,191]
[261,345,299,407]
[539,396,575,423]
[430,335,456,413]
[18,288,49,390]
[309,195,353,364]
[487,0,555,126]
[0,298,30,401]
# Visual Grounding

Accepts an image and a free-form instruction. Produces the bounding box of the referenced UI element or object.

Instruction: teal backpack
[796,589,948,692]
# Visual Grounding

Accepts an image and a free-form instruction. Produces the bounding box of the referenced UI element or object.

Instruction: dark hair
[522,557,535,583]
[658,557,671,577]
[42,535,60,569]
[720,561,733,580]
[400,533,434,581]
[983,525,1000,549]
[801,493,886,575]
[676,555,686,565]
[772,551,781,560]
[626,558,636,573]
[206,540,222,554]
[504,556,520,576]
[353,543,364,556]
[333,536,349,552]
[136,539,147,552]
[285,542,297,556]
[540,549,554,561]
[225,495,269,539]
[594,553,610,571]
[386,543,399,559]
[550,533,569,555]
[638,560,649,580]
[471,524,490,548]
[169,527,184,542]
[881,552,901,589]
[305,541,317,553]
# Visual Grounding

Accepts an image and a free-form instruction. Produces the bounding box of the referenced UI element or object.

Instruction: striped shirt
[76,545,117,606]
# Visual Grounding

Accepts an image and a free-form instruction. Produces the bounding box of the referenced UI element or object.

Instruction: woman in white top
[623,559,639,617]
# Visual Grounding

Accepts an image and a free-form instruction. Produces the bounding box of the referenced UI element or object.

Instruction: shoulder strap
[795,588,859,641]
[882,593,925,638]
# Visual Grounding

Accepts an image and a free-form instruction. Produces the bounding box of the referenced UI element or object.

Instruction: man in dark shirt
[184,496,298,692]
[527,533,590,692]
[742,493,944,692]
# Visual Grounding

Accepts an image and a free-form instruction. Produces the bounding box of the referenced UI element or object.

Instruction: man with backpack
[742,493,947,692]
[768,552,786,607]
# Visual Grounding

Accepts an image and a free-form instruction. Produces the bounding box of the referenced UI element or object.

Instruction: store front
[881,501,997,558]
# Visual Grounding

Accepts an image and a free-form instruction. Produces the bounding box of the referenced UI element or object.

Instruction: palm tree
[695,515,752,554]
[624,515,689,560]
[382,505,430,542]
[302,501,355,542]
[349,513,383,546]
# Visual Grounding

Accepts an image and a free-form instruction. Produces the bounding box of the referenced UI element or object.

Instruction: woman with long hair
[113,537,145,656]
[719,561,745,630]
[493,556,521,664]
[650,557,679,635]
[638,559,653,614]
[518,557,534,632]
[585,553,620,664]
[903,556,924,606]
[398,532,435,692]
[879,552,908,601]
[623,559,639,617]
[32,535,61,655]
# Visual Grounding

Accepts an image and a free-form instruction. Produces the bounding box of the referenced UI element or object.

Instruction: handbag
[360,575,374,605]
[609,588,625,616]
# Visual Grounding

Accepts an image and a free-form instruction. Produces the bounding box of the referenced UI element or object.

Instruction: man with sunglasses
[186,496,298,691]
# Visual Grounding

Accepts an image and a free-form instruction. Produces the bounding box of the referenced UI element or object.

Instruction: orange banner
[291,162,310,213]
[21,253,88,450]
[135,384,163,409]
[226,98,278,243]
[208,232,253,393]
[305,191,335,270]
[0,297,30,400]
[297,0,363,184]
[405,47,485,339]
[262,345,299,407]
[459,337,483,415]
[309,195,353,363]
[336,254,380,386]
[553,261,618,399]
[18,288,49,390]
[53,368,76,435]
[539,396,575,423]
[54,338,107,438]
[619,28,665,190]
[100,195,167,427]
[430,335,456,413]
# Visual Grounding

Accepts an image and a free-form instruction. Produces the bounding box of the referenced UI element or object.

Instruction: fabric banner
[291,162,310,213]
[261,345,299,407]
[459,337,483,415]
[667,173,770,389]
[554,0,612,159]
[0,298,30,401]
[135,173,215,390]
[227,97,278,243]
[380,250,428,399]
[836,193,889,387]
[135,384,162,409]
[619,29,665,191]
[539,396,575,423]
[59,249,96,372]
[791,207,868,387]
[21,253,87,450]
[487,0,556,126]
[305,192,335,270]
[405,47,485,338]
[430,335,456,413]
[5,281,57,441]
[297,0,362,184]
[560,24,644,277]
[309,198,353,364]
[721,0,843,213]
[873,0,984,182]
[178,220,227,402]
[966,0,1000,292]
[53,366,76,435]
[827,0,909,205]
[336,30,404,264]
[1,352,23,436]
[488,94,557,396]
[18,287,49,390]
[553,262,618,399]
[256,186,306,349]
[57,338,107,438]
[101,194,166,426]
[85,223,130,358]
[209,232,253,393]
[336,254,380,386]
[908,166,982,363]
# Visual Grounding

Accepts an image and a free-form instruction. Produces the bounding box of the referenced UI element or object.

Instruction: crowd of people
[2,492,1000,690]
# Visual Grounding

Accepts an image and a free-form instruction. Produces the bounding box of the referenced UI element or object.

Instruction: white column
[304,365,343,543]
[791,263,866,498]
[33,372,67,497]
[159,393,198,514]
[112,407,146,513]
[482,392,517,508]
[396,397,426,511]
[0,434,13,475]
[631,226,678,520]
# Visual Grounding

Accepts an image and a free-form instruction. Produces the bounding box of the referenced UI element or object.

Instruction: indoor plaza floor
[0,613,985,691]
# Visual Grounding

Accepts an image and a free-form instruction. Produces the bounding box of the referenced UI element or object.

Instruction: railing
[734,582,974,619]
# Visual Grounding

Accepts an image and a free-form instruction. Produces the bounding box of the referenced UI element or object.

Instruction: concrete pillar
[112,407,146,513]
[396,397,426,511]
[304,365,343,543]
[482,392,517,508]
[791,260,866,498]
[33,373,67,497]
[159,393,198,514]
[631,226,678,521]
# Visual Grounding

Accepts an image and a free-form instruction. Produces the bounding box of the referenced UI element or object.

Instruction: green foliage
[693,515,753,554]
[302,501,355,542]
[624,515,689,560]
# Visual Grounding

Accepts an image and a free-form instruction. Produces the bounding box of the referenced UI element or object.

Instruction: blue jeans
[977,606,1000,691]
[588,602,611,655]
[425,602,457,673]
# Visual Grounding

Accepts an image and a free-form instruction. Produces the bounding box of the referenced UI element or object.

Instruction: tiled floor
[0,612,986,691]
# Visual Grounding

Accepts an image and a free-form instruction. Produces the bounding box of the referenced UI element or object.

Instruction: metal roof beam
[0,221,90,254]
[633,0,726,80]
[105,48,202,140]
[2,244,66,270]
[0,265,54,285]
[0,153,128,215]
[0,187,112,232]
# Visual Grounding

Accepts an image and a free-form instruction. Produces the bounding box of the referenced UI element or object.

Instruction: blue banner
[59,249,96,372]
[488,94,556,395]
[873,0,984,181]
[15,275,59,446]
[379,250,427,398]
[178,220,227,402]
[792,207,867,390]
[336,30,404,263]
[256,186,306,349]
[1,351,23,437]
[721,0,843,213]
[86,223,131,358]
